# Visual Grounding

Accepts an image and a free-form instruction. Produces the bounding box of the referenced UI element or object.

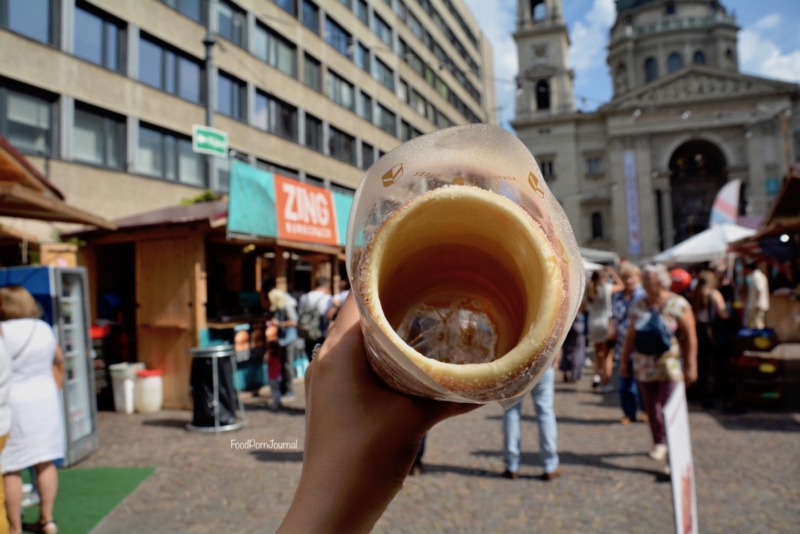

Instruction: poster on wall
[664,382,698,534]
[623,150,642,256]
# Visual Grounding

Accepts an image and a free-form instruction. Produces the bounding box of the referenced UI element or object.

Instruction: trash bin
[134,369,163,414]
[109,363,145,414]
[187,346,247,432]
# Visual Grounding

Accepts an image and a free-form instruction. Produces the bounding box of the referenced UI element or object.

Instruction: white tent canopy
[653,223,756,264]
[579,247,620,265]
[582,258,604,272]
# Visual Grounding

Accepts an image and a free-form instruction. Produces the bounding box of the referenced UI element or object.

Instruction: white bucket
[134,369,163,414]
[109,363,144,414]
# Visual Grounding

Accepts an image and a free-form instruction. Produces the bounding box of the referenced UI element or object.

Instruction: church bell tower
[514,0,575,118]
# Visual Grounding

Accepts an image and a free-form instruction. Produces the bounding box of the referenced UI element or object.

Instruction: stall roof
[0,136,116,229]
[0,222,39,246]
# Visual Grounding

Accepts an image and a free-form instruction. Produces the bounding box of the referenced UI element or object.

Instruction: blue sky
[463,0,800,129]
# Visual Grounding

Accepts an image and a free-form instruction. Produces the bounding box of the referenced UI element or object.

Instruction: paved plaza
[85,374,800,533]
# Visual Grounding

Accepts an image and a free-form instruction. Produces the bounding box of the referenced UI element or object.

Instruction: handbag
[633,303,672,356]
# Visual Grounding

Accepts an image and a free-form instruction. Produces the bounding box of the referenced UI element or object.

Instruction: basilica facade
[512,0,800,259]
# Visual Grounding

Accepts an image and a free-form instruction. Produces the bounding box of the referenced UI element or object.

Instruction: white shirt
[0,335,11,437]
[747,269,770,312]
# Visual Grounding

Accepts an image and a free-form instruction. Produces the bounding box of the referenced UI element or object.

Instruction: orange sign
[273,174,338,245]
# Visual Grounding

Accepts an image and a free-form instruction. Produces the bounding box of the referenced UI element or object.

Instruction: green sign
[192,125,228,157]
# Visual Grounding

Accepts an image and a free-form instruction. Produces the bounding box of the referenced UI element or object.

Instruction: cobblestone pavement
[86,374,800,534]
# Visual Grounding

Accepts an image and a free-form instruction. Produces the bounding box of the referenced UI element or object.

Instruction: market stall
[67,161,353,410]
[727,166,800,408]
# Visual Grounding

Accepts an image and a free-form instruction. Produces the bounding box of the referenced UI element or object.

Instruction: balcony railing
[612,13,736,43]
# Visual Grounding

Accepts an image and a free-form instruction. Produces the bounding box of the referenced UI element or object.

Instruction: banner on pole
[623,150,642,256]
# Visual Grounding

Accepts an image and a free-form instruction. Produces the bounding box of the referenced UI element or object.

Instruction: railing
[611,13,736,43]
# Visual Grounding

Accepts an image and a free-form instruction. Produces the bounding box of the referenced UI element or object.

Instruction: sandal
[22,520,58,534]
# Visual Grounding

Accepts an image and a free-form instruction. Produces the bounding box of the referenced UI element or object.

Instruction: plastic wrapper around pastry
[346,124,585,408]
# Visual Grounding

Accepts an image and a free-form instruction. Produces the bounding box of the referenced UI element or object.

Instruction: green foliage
[181,189,224,206]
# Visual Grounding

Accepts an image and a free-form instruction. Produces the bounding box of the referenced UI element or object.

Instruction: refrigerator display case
[0,266,98,466]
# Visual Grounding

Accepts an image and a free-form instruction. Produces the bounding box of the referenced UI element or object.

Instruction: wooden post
[331,255,340,295]
[274,245,287,291]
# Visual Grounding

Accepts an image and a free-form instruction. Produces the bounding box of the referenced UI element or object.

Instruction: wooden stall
[69,201,343,410]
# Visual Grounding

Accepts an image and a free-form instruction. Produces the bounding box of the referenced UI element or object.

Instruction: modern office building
[513,0,800,259]
[0,0,495,241]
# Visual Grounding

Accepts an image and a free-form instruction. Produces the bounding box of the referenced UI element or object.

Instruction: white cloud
[753,13,780,31]
[739,27,800,83]
[568,0,616,71]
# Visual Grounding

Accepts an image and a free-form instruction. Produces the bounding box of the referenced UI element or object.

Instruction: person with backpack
[298,278,332,362]
[620,264,697,462]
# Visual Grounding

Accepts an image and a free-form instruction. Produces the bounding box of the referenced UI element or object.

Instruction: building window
[275,0,297,17]
[275,99,297,140]
[73,104,124,168]
[137,124,205,186]
[539,158,554,179]
[258,159,300,180]
[356,0,368,25]
[338,0,353,8]
[358,91,372,122]
[591,212,604,240]
[644,57,658,82]
[254,24,297,78]
[1,0,55,45]
[435,109,452,129]
[373,58,394,91]
[138,36,202,103]
[217,0,246,47]
[356,44,370,73]
[667,52,683,73]
[536,80,550,110]
[665,1,675,15]
[303,53,321,92]
[326,70,354,111]
[361,141,374,169]
[305,174,324,186]
[217,71,245,120]
[328,126,356,165]
[586,157,602,176]
[302,0,319,33]
[400,120,411,142]
[0,83,56,156]
[254,91,297,141]
[74,3,124,72]
[409,89,427,118]
[372,13,392,46]
[693,50,706,64]
[398,79,408,103]
[160,0,203,23]
[325,16,351,59]
[217,150,248,192]
[376,104,396,136]
[304,112,322,151]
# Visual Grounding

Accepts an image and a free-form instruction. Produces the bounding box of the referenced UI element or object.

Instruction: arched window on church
[591,212,604,240]
[536,80,551,111]
[532,0,547,22]
[693,50,706,64]
[644,57,658,82]
[667,52,683,73]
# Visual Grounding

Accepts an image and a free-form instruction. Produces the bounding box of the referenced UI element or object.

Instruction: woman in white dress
[0,286,64,534]
[584,269,623,393]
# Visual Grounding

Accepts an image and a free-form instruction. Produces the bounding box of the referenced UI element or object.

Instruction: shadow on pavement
[245,404,306,416]
[707,411,800,433]
[142,419,192,429]
[472,450,669,482]
[250,450,304,462]
[484,414,621,426]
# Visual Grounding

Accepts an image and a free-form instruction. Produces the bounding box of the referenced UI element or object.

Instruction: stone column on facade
[297,108,306,147]
[322,120,330,156]
[626,41,635,92]
[356,138,363,170]
[126,117,139,174]
[60,0,74,54]
[59,96,74,161]
[127,25,140,79]
[608,139,629,256]
[653,174,674,250]
[245,82,255,127]
[635,136,658,258]
[746,127,766,215]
